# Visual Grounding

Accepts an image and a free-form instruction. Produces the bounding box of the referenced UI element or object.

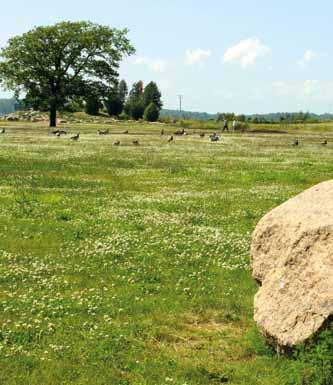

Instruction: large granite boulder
[251,180,333,348]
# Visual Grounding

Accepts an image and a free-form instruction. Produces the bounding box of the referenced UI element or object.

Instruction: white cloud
[223,38,271,68]
[185,49,211,65]
[148,59,167,73]
[299,50,319,67]
[304,50,318,62]
[133,57,167,73]
[133,57,146,65]
[303,79,319,95]
[272,79,331,100]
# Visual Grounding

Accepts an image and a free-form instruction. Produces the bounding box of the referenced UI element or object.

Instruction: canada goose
[322,139,328,146]
[98,129,109,135]
[167,135,173,143]
[210,133,219,142]
[0,128,5,134]
[113,140,120,146]
[133,140,139,145]
[71,133,80,141]
[52,129,66,135]
[123,130,129,134]
[174,128,185,136]
[292,139,299,146]
[199,133,205,137]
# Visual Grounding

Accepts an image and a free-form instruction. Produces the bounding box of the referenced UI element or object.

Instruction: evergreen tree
[118,80,128,106]
[125,81,145,120]
[105,87,122,116]
[129,81,144,98]
[105,79,128,116]
[143,82,162,110]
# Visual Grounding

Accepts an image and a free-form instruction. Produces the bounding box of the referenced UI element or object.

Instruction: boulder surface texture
[251,180,333,348]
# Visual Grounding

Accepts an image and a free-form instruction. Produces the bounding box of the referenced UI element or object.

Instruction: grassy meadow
[1,119,333,384]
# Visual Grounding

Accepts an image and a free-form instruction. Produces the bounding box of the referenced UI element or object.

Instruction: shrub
[118,111,129,120]
[144,102,159,122]
[124,98,144,120]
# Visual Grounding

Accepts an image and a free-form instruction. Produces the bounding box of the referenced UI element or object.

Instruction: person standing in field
[232,119,237,131]
[222,119,229,132]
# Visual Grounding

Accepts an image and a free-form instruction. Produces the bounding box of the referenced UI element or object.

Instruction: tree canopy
[105,79,128,116]
[124,81,163,121]
[0,21,135,126]
[125,81,145,120]
[143,82,162,110]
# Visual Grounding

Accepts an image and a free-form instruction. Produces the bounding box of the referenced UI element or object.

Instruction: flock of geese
[0,126,329,147]
[50,128,331,147]
[50,128,140,146]
[49,127,223,145]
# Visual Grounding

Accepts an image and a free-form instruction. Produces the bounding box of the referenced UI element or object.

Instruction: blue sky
[0,0,332,113]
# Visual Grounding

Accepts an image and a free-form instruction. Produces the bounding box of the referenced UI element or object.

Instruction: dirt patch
[249,129,288,134]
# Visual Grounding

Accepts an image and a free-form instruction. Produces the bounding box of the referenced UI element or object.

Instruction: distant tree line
[0,99,26,115]
[161,110,330,123]
[0,98,28,115]
[0,99,16,115]
[216,111,322,124]
[160,109,217,121]
[248,112,321,124]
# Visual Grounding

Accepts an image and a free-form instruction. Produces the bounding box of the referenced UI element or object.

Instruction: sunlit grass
[0,122,333,384]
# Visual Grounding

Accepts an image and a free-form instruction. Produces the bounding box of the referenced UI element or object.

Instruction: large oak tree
[0,21,135,126]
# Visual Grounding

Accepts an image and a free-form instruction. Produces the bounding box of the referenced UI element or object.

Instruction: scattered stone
[251,180,333,348]
[7,115,19,121]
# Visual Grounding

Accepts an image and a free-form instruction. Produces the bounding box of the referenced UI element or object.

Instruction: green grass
[0,122,333,384]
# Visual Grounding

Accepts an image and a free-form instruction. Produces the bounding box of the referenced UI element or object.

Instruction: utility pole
[178,95,183,114]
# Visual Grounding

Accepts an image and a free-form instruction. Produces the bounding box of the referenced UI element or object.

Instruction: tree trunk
[50,104,57,127]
